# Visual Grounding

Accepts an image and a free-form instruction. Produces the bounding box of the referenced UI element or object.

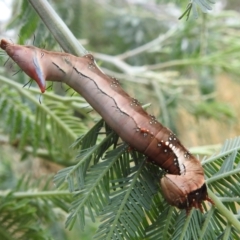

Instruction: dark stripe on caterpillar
[0,39,213,213]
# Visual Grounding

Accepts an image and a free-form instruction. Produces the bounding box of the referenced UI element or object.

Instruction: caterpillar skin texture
[1,39,213,212]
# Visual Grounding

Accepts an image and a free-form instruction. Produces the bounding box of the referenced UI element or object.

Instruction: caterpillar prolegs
[0,39,213,213]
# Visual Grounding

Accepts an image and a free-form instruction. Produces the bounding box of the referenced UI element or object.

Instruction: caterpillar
[0,39,213,213]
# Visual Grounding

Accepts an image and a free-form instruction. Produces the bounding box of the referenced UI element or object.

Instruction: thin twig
[116,26,178,60]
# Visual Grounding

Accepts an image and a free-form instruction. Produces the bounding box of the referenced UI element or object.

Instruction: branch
[208,189,240,232]
[0,190,71,198]
[28,0,87,56]
[116,26,178,60]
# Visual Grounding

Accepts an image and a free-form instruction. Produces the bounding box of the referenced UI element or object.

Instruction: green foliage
[0,0,240,239]
[0,75,90,164]
[192,101,235,120]
[0,166,71,240]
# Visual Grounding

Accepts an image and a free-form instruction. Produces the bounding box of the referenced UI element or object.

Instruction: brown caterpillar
[0,39,213,213]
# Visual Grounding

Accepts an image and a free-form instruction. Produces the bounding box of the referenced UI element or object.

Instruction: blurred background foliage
[0,0,240,239]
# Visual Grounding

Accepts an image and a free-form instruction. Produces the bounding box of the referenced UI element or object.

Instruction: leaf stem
[206,168,240,184]
[179,210,193,240]
[208,189,240,232]
[106,159,145,239]
[0,190,71,198]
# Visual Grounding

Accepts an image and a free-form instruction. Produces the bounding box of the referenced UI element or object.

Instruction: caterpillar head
[160,158,213,213]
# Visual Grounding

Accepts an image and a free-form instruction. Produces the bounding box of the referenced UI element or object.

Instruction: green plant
[0,0,239,239]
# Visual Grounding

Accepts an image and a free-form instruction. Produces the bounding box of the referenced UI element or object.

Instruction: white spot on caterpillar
[88,63,96,69]
[184,152,190,158]
[85,54,94,61]
[130,98,140,107]
[110,78,119,88]
[149,115,157,123]
[111,83,118,88]
[165,141,169,146]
